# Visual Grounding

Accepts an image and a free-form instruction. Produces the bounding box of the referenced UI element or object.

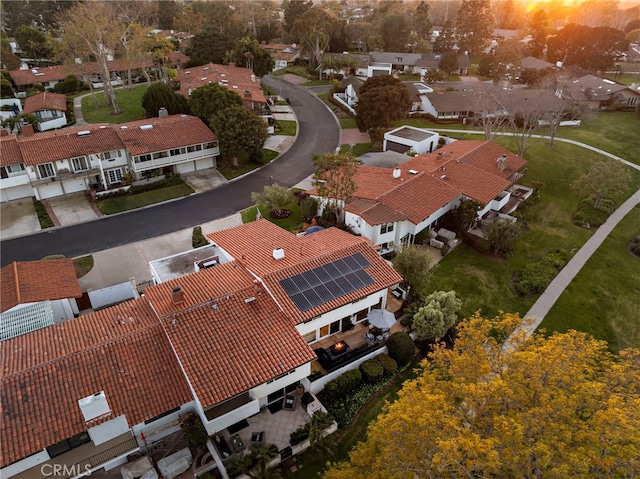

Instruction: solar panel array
[279,252,375,312]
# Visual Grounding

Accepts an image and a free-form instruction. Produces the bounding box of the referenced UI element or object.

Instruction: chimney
[158,107,169,118]
[251,74,256,83]
[171,286,185,305]
[21,124,35,137]
[496,154,507,171]
[273,248,285,261]
[392,168,401,178]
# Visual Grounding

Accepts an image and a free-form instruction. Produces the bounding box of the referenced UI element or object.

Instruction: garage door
[37,182,64,199]
[386,141,410,154]
[2,184,33,202]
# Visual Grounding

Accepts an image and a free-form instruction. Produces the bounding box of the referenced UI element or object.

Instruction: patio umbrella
[366,309,396,329]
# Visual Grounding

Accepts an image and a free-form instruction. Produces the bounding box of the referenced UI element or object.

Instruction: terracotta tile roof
[208,221,402,324]
[429,160,511,204]
[14,124,124,165]
[0,299,192,467]
[144,262,256,318]
[156,286,316,409]
[177,63,266,104]
[1,260,82,313]
[23,92,67,114]
[402,140,527,180]
[0,135,23,166]
[116,115,216,156]
[4,114,215,166]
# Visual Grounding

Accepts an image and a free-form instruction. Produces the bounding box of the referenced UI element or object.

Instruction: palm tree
[307,411,335,458]
[251,442,279,475]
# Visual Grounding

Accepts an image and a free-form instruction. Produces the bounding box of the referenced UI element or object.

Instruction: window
[319,324,329,338]
[356,308,369,321]
[137,154,152,163]
[381,223,394,234]
[38,163,55,179]
[204,142,218,149]
[107,168,123,184]
[302,330,317,343]
[103,151,121,161]
[71,156,88,172]
[1,163,25,179]
[170,148,185,156]
[187,144,203,153]
[152,151,169,159]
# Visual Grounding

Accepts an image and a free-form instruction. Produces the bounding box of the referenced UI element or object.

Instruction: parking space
[46,192,99,226]
[1,198,40,239]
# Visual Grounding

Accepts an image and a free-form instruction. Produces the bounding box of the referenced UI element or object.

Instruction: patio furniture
[251,431,265,443]
[212,435,232,459]
[283,394,297,411]
[231,434,245,453]
[157,447,192,479]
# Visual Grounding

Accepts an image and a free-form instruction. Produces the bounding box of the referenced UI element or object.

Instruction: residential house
[22,91,67,131]
[176,63,269,117]
[403,81,435,114]
[557,74,640,110]
[369,51,471,76]
[323,53,370,77]
[383,126,439,154]
[333,76,365,114]
[421,90,487,121]
[520,56,556,72]
[0,98,22,129]
[261,43,301,71]
[0,259,82,341]
[0,114,219,202]
[1,221,402,479]
[308,141,527,254]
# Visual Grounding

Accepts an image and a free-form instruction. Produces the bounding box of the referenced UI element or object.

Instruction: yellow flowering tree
[324,313,640,479]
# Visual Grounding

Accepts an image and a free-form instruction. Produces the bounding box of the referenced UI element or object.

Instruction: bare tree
[59,3,122,113]
[471,88,508,141]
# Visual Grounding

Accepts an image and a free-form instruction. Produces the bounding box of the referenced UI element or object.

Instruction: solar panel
[279,253,377,312]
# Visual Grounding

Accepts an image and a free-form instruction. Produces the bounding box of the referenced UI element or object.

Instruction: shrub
[514,251,569,296]
[630,236,640,256]
[300,197,318,219]
[192,226,208,248]
[360,358,384,383]
[387,331,415,366]
[181,413,208,449]
[290,424,310,446]
[53,74,80,94]
[376,353,398,375]
[573,197,616,228]
[249,148,265,164]
[323,368,362,403]
[32,197,54,229]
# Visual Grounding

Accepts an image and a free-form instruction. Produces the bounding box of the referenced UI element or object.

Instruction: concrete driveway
[46,192,99,226]
[1,198,40,240]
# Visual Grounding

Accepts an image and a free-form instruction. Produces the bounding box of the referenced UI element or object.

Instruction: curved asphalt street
[0,76,340,266]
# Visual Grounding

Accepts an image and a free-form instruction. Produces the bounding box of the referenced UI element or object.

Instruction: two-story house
[0,114,219,202]
[309,141,527,254]
[1,221,402,479]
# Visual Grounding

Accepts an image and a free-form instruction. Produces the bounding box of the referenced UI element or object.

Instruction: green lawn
[339,117,357,129]
[241,196,305,232]
[540,205,640,353]
[428,139,640,321]
[96,184,194,214]
[217,149,279,180]
[551,111,640,166]
[276,120,297,136]
[300,79,332,86]
[81,84,147,124]
[339,143,370,156]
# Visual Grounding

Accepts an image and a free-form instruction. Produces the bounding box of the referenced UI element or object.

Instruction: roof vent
[203,67,209,71]
[120,126,128,129]
[273,248,285,261]
[140,124,153,130]
[392,168,401,178]
[408,169,418,175]
[171,286,185,305]
[99,125,107,129]
[251,74,256,82]
[244,297,256,303]
[78,391,111,423]
[200,77,207,81]
[185,71,191,74]
[77,130,91,137]
[440,174,448,180]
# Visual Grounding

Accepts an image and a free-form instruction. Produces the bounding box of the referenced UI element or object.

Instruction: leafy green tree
[291,6,341,78]
[380,14,411,52]
[455,0,494,55]
[1,78,15,99]
[547,24,628,72]
[528,9,549,58]
[225,36,274,77]
[346,21,374,53]
[355,76,411,132]
[414,1,432,39]
[312,152,360,223]
[14,25,54,62]
[1,32,21,70]
[141,82,189,118]
[251,184,293,217]
[437,51,459,75]
[324,313,640,479]
[392,245,434,300]
[412,290,462,342]
[433,20,456,54]
[483,218,525,256]
[282,0,313,39]
[211,105,268,169]
[52,74,80,94]
[185,26,233,66]
[572,161,631,209]
[448,199,483,234]
[188,83,244,127]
